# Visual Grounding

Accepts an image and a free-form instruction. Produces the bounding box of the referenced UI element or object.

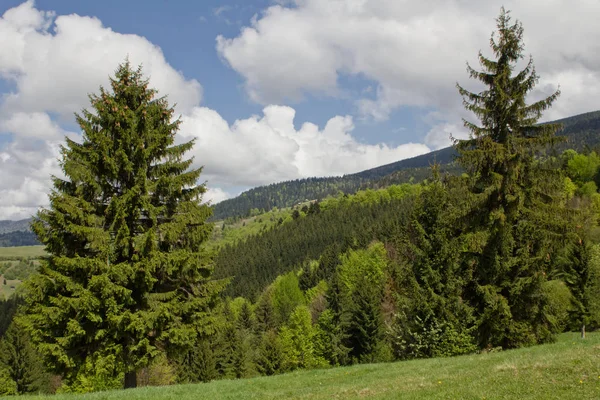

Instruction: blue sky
[0,0,598,219]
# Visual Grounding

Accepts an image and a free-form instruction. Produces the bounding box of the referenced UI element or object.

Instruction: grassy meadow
[0,246,46,259]
[6,332,599,400]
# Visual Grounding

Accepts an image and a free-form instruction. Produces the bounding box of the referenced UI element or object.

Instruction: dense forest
[1,9,600,397]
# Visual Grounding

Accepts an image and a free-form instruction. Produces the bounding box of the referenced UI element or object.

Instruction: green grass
[0,245,46,259]
[0,277,20,298]
[8,332,600,399]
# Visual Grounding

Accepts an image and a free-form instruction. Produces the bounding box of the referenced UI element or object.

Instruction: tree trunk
[581,323,586,339]
[124,371,137,389]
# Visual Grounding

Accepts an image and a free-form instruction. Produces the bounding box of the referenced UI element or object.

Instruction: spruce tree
[456,9,563,347]
[0,323,50,394]
[23,61,223,390]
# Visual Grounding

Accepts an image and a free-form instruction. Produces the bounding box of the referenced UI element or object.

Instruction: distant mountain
[211,110,600,220]
[0,219,32,234]
[0,219,39,247]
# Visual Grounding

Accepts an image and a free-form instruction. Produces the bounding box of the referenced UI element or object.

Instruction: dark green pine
[455,8,564,348]
[23,61,224,390]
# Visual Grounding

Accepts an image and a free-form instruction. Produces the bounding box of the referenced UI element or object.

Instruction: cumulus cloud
[0,0,202,118]
[0,137,62,220]
[181,105,430,187]
[217,0,599,124]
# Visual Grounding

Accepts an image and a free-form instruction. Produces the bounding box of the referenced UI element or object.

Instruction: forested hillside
[0,219,39,247]
[0,231,39,247]
[214,184,420,299]
[212,110,600,220]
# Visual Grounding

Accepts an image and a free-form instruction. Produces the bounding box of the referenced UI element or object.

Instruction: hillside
[1,111,599,229]
[212,110,600,220]
[0,219,39,247]
[9,332,600,400]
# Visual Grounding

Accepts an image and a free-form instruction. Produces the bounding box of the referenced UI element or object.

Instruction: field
[7,332,600,400]
[0,245,45,298]
[0,246,46,259]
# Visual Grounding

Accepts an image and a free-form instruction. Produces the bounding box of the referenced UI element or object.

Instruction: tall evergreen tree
[456,8,563,347]
[23,61,223,390]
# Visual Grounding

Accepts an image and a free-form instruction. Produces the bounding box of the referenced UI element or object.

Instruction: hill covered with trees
[212,110,600,220]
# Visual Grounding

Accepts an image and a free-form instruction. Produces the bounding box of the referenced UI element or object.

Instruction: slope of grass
[9,332,600,399]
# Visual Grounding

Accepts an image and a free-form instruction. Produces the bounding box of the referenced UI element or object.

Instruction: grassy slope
[10,332,600,400]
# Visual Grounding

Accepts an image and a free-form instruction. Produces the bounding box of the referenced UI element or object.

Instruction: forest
[1,8,600,396]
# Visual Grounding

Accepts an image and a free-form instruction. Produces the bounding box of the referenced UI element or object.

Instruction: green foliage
[278,306,327,371]
[137,353,176,387]
[56,353,123,394]
[577,181,598,198]
[337,242,387,292]
[390,314,477,360]
[341,275,385,363]
[256,330,284,376]
[586,245,600,329]
[313,309,350,366]
[6,332,600,400]
[0,296,20,338]
[0,365,17,396]
[0,231,39,247]
[173,339,218,384]
[2,260,37,281]
[566,151,600,186]
[21,61,223,390]
[0,322,50,394]
[333,243,389,363]
[541,280,573,333]
[271,272,305,326]
[456,8,563,348]
[390,174,477,360]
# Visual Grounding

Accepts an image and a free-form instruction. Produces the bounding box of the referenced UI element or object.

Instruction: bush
[137,353,176,387]
[542,280,573,333]
[0,365,17,396]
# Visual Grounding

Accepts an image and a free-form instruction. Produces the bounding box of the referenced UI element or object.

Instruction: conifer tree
[23,61,223,390]
[0,323,50,394]
[456,9,563,347]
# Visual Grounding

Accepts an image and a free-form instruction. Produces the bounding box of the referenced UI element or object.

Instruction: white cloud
[0,0,202,118]
[1,112,65,140]
[217,0,599,121]
[0,138,61,220]
[204,187,232,205]
[181,105,430,187]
